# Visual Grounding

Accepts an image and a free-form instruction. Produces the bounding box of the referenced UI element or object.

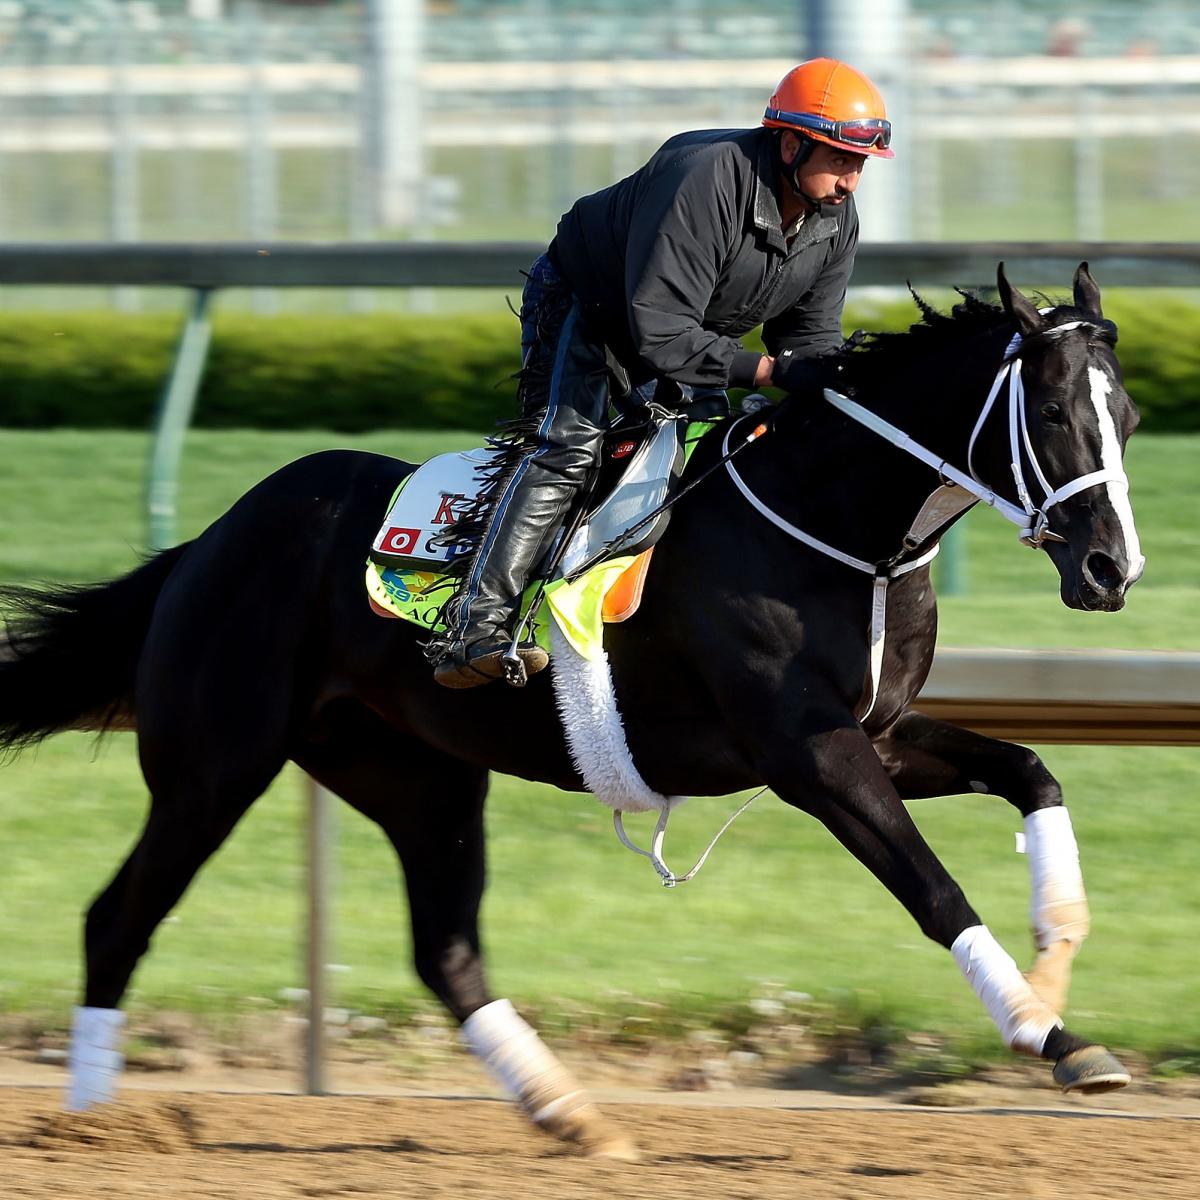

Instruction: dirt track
[2,1086,1198,1199]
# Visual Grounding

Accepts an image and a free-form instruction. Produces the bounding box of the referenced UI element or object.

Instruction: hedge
[0,311,522,433]
[0,292,1197,432]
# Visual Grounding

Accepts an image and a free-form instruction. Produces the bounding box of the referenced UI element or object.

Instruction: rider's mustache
[801,183,852,204]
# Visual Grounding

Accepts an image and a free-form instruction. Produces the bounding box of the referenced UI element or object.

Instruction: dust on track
[2,1086,1198,1200]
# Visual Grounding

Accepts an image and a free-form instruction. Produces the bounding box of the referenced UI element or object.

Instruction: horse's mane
[833,288,1012,389]
[833,287,1085,392]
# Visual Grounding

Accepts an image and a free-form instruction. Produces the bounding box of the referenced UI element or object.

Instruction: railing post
[146,287,213,550]
[306,777,335,1096]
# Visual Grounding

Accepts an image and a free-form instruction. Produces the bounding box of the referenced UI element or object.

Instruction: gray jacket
[550,126,858,390]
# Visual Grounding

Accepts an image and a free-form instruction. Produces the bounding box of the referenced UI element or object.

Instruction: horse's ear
[996,262,1041,335]
[1073,261,1103,317]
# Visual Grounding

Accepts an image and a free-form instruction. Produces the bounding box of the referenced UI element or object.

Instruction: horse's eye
[1041,402,1064,424]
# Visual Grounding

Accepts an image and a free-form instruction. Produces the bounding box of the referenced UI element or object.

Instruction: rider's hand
[771,348,836,397]
[753,355,776,388]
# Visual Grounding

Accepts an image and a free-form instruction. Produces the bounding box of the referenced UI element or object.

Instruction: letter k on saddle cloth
[426,57,894,688]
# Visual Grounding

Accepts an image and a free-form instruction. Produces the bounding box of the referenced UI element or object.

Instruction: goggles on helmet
[764,109,892,151]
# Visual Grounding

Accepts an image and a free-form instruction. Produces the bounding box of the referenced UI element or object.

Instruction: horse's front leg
[873,710,1089,1015]
[763,709,1129,1093]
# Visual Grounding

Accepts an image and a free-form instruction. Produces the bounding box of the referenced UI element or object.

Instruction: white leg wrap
[952,925,1062,1055]
[1025,807,1090,948]
[65,1006,126,1111]
[461,999,580,1121]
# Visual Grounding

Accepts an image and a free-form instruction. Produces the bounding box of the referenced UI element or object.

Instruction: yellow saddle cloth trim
[364,550,650,662]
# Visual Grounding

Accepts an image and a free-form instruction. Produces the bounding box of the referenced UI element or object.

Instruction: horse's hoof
[590,1135,641,1163]
[534,1099,639,1160]
[1053,1045,1132,1094]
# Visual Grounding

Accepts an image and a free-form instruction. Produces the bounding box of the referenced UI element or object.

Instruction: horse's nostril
[1085,551,1123,592]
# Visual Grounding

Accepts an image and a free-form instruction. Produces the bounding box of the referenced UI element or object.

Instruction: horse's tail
[0,543,190,754]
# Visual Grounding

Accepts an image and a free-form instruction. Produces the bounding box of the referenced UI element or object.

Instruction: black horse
[0,265,1142,1157]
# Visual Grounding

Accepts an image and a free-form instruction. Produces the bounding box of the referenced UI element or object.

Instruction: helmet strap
[777,132,827,218]
[777,132,846,222]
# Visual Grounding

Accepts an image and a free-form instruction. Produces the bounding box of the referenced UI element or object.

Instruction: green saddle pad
[365,554,641,661]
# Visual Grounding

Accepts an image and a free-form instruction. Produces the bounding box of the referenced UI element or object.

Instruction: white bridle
[726,317,1142,720]
[965,324,1133,549]
[824,321,1135,551]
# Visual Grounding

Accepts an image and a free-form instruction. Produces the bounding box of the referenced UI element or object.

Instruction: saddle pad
[364,417,715,659]
[370,447,497,568]
[365,551,649,662]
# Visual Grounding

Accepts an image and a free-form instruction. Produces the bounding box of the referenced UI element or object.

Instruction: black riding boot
[431,450,594,688]
[430,264,612,689]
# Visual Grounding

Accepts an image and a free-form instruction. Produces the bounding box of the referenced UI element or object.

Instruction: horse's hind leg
[69,745,281,1110]
[70,606,300,1110]
[294,701,636,1160]
[873,710,1089,1014]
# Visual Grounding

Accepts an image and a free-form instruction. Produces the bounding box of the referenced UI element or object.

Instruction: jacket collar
[752,129,841,254]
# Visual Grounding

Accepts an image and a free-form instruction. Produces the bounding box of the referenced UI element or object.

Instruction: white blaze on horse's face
[1086,361,1144,584]
[1034,321,1144,612]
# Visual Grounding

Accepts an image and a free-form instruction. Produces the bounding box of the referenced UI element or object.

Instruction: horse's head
[975,263,1144,612]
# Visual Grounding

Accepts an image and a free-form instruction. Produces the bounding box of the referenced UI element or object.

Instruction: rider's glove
[771,348,840,397]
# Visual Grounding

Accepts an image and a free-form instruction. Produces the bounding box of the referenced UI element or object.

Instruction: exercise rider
[429,57,894,688]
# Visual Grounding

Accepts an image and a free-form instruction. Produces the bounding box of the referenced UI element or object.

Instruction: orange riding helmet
[763,58,894,159]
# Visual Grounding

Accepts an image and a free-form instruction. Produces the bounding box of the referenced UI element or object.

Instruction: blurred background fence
[0,0,1197,272]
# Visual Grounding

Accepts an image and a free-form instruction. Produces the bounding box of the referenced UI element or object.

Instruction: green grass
[2,427,1193,648]
[2,736,1196,1061]
[0,427,1197,1063]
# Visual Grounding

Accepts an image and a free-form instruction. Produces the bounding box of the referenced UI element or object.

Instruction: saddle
[372,405,689,572]
[366,403,719,648]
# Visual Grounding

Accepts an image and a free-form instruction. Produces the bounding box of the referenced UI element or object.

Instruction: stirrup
[500,616,551,688]
[502,646,528,688]
[433,640,548,690]
[500,642,549,688]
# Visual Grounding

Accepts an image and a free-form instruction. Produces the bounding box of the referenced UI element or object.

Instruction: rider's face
[783,134,867,207]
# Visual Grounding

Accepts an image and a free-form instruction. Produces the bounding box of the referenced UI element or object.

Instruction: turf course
[0,427,1197,1064]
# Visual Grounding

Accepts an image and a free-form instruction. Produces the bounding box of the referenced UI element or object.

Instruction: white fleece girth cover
[548,620,686,815]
